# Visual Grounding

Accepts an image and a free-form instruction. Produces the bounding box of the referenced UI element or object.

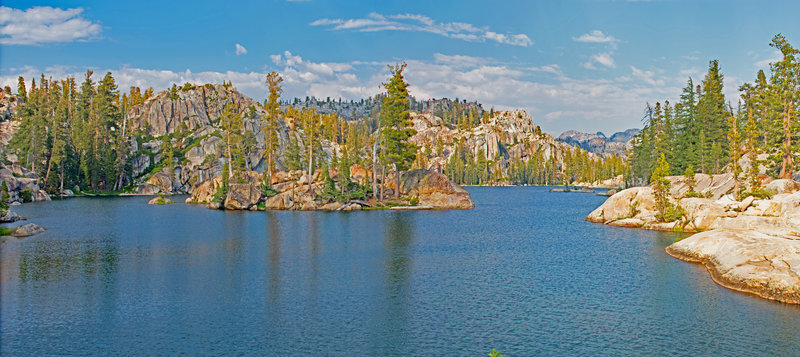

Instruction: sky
[1,0,798,135]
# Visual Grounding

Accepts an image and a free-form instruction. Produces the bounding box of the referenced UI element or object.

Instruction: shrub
[20,189,32,202]
[211,185,228,203]
[0,180,9,211]
[684,190,711,198]
[737,187,774,200]
[202,154,217,166]
[409,196,420,206]
[656,204,685,223]
[627,200,639,218]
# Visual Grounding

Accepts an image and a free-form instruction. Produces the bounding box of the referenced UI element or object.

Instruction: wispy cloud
[0,6,102,45]
[235,43,247,56]
[755,50,781,68]
[572,30,617,44]
[310,12,533,47]
[591,53,616,68]
[630,66,663,86]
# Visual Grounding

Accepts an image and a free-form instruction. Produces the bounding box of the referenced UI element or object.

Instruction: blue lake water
[2,187,800,355]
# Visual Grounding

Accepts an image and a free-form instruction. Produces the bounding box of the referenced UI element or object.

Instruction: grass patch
[0,226,16,236]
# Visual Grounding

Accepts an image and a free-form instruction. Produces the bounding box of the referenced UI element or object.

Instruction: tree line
[630,34,799,194]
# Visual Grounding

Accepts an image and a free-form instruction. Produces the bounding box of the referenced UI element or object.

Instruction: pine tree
[674,78,698,172]
[697,60,729,173]
[651,153,673,222]
[300,108,320,193]
[0,180,9,212]
[768,34,799,179]
[727,104,742,192]
[380,63,418,198]
[219,103,243,181]
[263,72,283,187]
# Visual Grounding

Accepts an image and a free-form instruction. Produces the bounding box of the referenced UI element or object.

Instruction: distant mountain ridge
[557,128,640,156]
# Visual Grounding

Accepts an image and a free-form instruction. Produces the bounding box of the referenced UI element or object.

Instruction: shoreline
[586,174,800,305]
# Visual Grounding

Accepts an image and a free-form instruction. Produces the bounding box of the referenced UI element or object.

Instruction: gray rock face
[132,154,151,177]
[223,183,261,210]
[408,111,571,176]
[128,84,264,137]
[0,163,50,203]
[0,209,22,223]
[11,223,45,237]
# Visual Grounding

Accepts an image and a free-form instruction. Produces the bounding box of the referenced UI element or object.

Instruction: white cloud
[582,62,597,70]
[235,43,247,56]
[0,6,102,45]
[630,66,664,86]
[528,64,563,76]
[591,53,616,68]
[755,50,781,68]
[573,30,617,44]
[310,12,533,47]
[3,50,694,134]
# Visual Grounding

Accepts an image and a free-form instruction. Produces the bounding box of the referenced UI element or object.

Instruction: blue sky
[1,0,798,134]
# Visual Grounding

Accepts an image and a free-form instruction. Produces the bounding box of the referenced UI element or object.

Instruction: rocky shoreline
[587,173,800,304]
[186,167,474,211]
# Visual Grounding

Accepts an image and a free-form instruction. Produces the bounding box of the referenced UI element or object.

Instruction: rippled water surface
[3,187,800,355]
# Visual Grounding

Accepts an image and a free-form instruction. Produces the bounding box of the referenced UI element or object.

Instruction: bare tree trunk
[59,163,64,193]
[372,139,379,199]
[307,136,314,195]
[267,154,272,189]
[780,106,793,179]
[380,165,385,201]
[394,162,400,198]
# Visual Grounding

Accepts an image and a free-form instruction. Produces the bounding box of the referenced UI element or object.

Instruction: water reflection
[17,239,120,285]
[266,212,282,303]
[374,212,414,353]
[4,192,800,355]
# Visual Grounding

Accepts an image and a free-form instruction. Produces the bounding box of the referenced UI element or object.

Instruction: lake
[2,187,800,355]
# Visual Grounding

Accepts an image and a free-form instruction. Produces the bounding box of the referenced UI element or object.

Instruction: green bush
[737,187,774,200]
[20,189,32,202]
[0,180,9,211]
[656,204,685,223]
[261,186,278,199]
[212,185,228,203]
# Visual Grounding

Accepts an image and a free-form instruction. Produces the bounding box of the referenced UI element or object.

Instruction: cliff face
[126,85,305,194]
[128,84,265,136]
[409,109,571,174]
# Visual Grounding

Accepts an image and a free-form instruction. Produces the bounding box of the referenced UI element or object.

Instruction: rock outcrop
[0,163,50,203]
[147,196,173,205]
[587,174,800,304]
[408,110,575,176]
[186,166,473,211]
[400,169,475,209]
[666,229,800,304]
[11,223,45,238]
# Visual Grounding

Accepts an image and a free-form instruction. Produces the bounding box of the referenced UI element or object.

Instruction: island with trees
[0,61,623,215]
